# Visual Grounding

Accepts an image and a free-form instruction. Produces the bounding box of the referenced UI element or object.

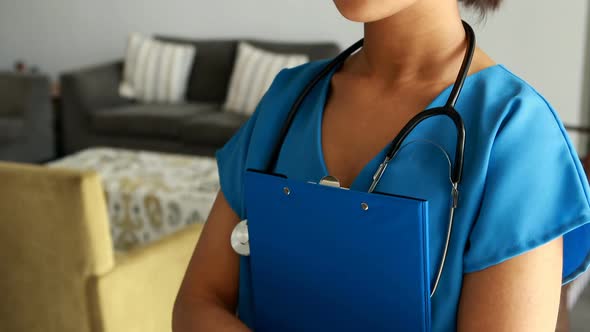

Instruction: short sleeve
[463,93,590,284]
[214,68,291,220]
[215,110,259,220]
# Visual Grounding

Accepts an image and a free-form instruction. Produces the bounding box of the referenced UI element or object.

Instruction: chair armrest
[0,72,51,118]
[0,73,53,144]
[89,223,204,332]
[60,61,131,114]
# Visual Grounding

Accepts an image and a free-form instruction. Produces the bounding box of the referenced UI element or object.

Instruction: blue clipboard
[243,169,432,331]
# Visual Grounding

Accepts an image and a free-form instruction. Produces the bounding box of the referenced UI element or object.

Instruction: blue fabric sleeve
[214,69,289,220]
[463,91,590,284]
[214,111,259,220]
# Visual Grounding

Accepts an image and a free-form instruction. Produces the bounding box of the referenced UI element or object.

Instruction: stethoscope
[232,21,476,297]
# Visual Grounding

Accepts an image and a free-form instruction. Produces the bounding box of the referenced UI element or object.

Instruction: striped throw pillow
[224,42,309,114]
[119,33,196,103]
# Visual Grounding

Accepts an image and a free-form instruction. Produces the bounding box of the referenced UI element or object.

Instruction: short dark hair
[460,0,503,15]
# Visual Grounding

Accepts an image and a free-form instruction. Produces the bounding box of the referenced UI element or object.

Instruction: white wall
[0,0,359,76]
[1,0,588,149]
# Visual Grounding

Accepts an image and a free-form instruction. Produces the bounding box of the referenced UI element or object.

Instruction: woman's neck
[356,0,468,84]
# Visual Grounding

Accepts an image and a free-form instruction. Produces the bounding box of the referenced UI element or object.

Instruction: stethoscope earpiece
[231,219,250,256]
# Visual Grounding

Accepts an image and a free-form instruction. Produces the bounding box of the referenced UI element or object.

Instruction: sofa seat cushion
[91,103,219,139]
[0,118,25,142]
[181,111,249,146]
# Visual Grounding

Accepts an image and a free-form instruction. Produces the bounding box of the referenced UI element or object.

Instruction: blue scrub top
[215,59,590,331]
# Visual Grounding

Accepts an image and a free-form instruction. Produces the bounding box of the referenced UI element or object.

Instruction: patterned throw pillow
[224,42,309,114]
[119,33,196,103]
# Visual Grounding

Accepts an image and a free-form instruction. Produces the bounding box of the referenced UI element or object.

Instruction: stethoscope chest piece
[231,219,250,256]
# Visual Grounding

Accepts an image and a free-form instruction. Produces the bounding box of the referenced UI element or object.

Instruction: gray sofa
[0,73,55,162]
[60,38,340,156]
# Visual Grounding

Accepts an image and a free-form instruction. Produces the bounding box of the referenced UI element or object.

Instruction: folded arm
[173,191,251,332]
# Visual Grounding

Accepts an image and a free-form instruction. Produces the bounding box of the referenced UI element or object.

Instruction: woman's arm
[173,191,251,332]
[458,237,563,331]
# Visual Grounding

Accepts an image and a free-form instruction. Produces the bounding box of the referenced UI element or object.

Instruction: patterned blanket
[48,147,219,251]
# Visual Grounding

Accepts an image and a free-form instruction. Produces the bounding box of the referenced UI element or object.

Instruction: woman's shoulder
[257,59,332,108]
[489,64,553,107]
[250,59,333,129]
[214,59,335,218]
[273,59,333,86]
[466,64,566,143]
[461,65,590,282]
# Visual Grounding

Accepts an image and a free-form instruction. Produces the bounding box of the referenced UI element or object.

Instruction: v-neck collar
[313,63,502,192]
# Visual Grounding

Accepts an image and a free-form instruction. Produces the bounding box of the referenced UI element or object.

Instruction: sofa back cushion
[155,38,237,104]
[120,34,197,103]
[155,37,340,104]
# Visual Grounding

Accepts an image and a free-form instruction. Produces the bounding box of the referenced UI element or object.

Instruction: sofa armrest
[60,61,133,153]
[89,223,204,332]
[60,61,131,113]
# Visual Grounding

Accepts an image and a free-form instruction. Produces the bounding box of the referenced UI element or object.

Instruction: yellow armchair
[0,161,203,332]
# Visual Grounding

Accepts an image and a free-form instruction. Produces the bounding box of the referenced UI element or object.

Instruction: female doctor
[173,0,590,331]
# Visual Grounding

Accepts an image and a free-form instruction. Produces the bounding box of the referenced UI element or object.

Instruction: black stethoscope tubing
[266,21,475,187]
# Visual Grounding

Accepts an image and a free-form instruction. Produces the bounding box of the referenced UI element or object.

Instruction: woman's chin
[332,0,415,23]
